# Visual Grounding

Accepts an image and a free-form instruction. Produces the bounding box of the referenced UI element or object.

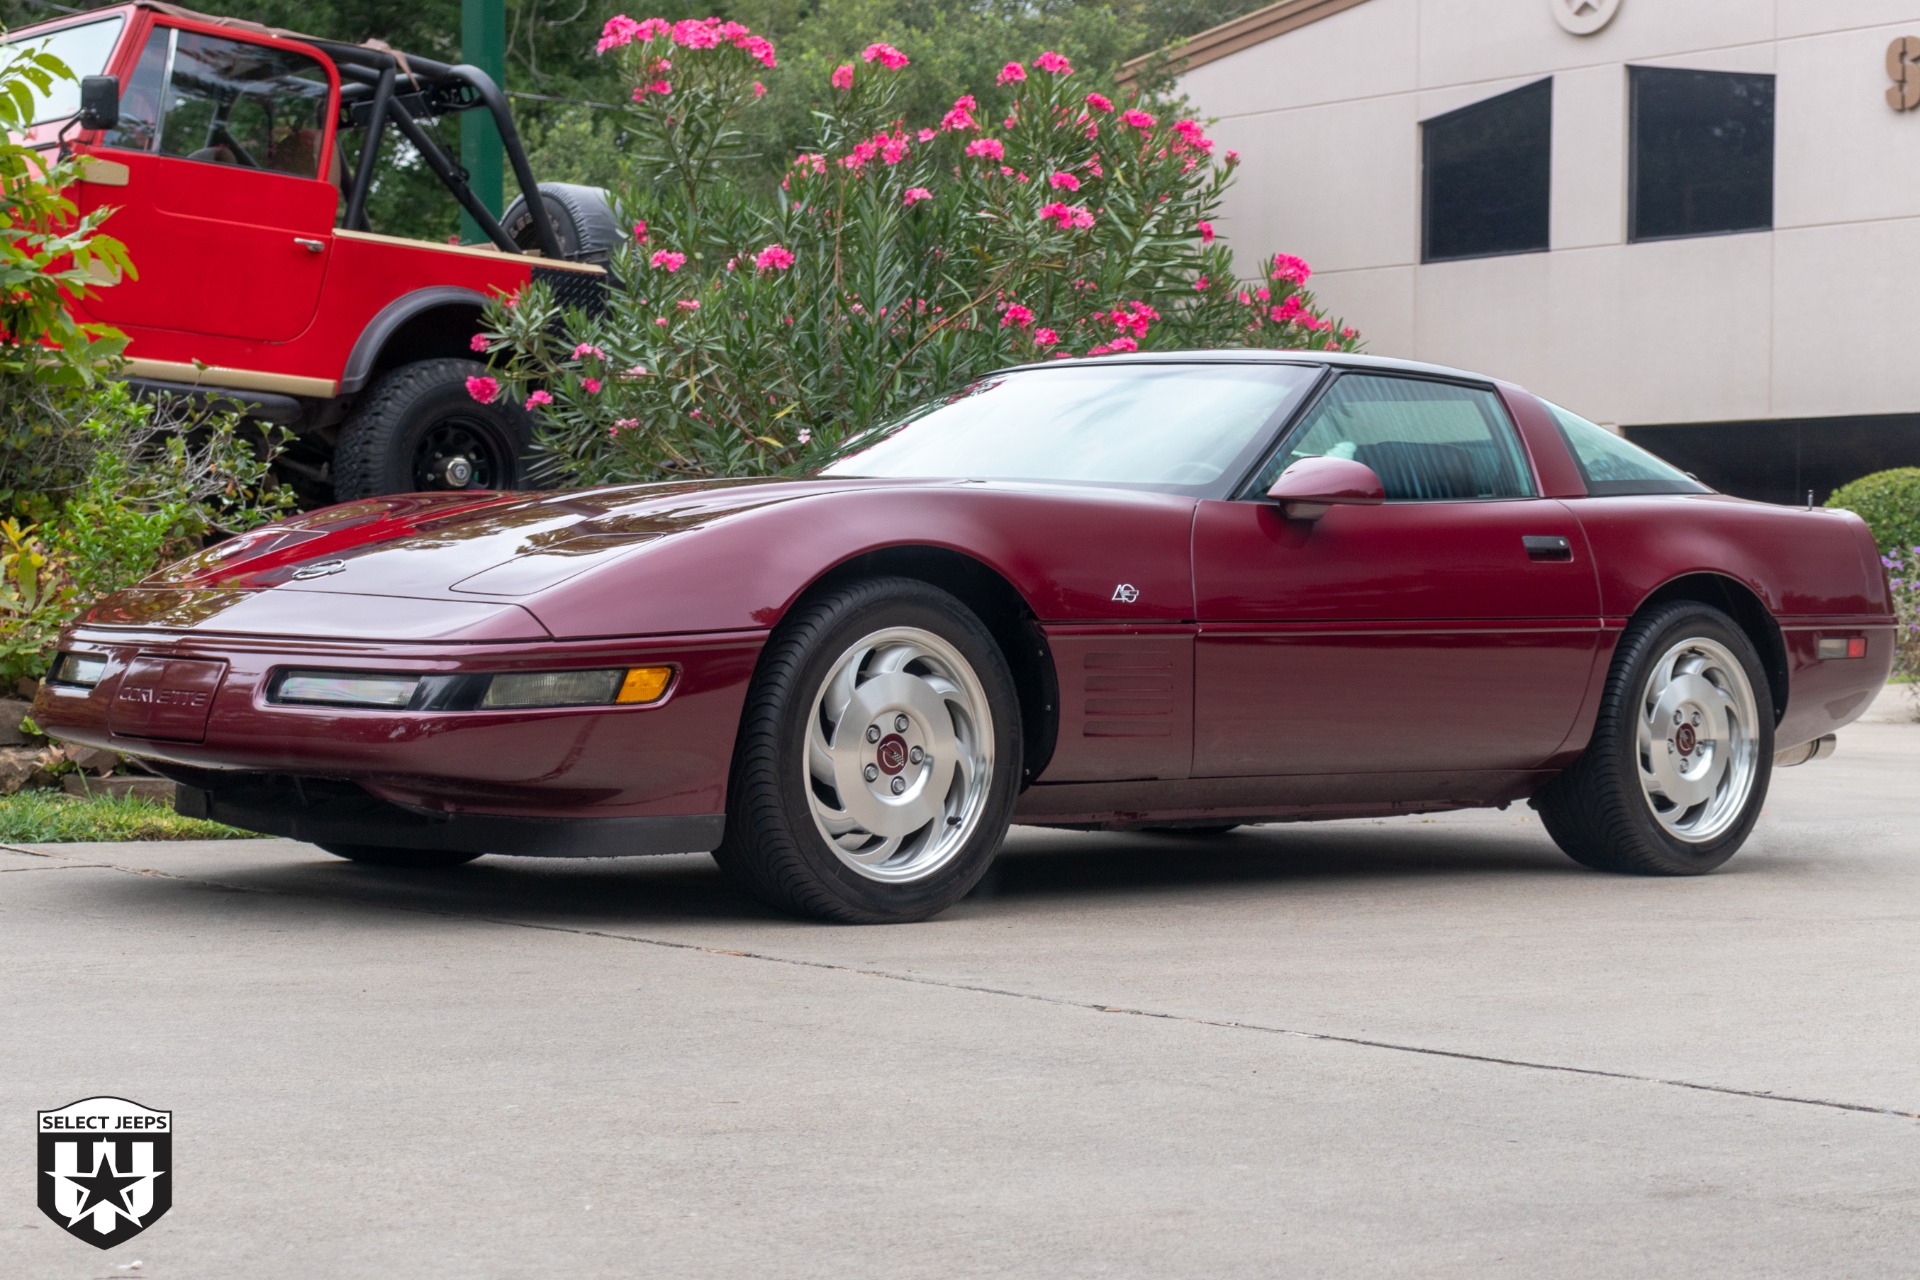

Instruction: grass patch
[0,790,251,843]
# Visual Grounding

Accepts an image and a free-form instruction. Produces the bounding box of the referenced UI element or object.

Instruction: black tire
[1534,602,1774,875]
[333,358,533,500]
[502,183,625,265]
[712,578,1023,923]
[319,844,483,869]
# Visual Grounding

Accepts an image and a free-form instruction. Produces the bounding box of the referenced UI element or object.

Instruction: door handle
[293,237,326,254]
[1523,535,1573,562]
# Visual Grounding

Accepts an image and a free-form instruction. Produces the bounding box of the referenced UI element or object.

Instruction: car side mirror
[77,76,119,132]
[1266,456,1386,521]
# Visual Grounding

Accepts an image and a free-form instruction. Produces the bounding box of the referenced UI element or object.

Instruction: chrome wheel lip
[803,625,994,884]
[1635,636,1761,845]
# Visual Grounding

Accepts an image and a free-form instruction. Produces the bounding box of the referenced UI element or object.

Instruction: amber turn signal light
[616,667,674,703]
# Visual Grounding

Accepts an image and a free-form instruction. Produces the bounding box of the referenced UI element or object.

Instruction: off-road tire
[319,843,483,869]
[333,358,533,500]
[1534,602,1774,875]
[712,578,1023,924]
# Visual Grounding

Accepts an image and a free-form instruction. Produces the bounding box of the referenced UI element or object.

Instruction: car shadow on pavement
[70,819,1583,930]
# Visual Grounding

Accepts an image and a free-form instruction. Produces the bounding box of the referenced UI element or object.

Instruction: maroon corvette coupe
[35,353,1895,921]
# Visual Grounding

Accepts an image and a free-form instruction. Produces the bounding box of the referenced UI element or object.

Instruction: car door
[1191,372,1602,778]
[78,22,336,343]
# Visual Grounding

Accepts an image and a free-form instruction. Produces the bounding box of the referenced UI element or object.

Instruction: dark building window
[1624,416,1920,507]
[1629,67,1774,242]
[1421,78,1552,263]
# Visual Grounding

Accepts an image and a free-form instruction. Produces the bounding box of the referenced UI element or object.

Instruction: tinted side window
[104,26,167,153]
[156,31,331,178]
[1545,402,1709,496]
[1256,375,1536,501]
[1422,78,1551,263]
[1629,66,1774,242]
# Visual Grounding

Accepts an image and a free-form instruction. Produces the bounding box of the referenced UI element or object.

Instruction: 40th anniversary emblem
[38,1096,172,1249]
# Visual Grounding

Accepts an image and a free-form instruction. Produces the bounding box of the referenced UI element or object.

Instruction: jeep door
[78,19,337,344]
[1190,372,1603,779]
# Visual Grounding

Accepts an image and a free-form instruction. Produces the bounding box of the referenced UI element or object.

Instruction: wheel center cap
[1675,723,1697,755]
[876,733,909,776]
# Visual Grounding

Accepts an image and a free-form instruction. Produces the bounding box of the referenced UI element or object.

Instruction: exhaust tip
[1774,734,1837,768]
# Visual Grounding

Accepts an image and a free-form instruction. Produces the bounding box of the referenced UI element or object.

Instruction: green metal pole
[460,0,506,244]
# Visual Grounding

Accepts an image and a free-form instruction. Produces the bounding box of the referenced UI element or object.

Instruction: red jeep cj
[11,3,619,499]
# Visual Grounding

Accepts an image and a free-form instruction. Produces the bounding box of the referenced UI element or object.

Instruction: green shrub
[481,18,1361,486]
[1826,468,1920,556]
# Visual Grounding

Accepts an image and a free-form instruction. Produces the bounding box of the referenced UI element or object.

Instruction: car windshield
[822,362,1321,492]
[4,16,127,127]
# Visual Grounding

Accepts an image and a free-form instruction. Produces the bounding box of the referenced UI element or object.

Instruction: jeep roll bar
[316,41,563,259]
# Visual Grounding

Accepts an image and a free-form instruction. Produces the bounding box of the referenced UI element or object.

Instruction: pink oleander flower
[655,317,669,326]
[797,428,812,445]
[635,80,670,98]
[902,186,933,207]
[738,36,777,68]
[469,334,489,352]
[917,127,936,142]
[862,42,909,69]
[1197,219,1215,244]
[965,137,1006,160]
[753,80,766,97]
[677,299,701,311]
[572,343,606,360]
[597,15,641,53]
[1225,149,1239,163]
[1001,303,1035,329]
[1194,276,1210,291]
[791,152,827,177]
[1039,201,1095,231]
[1048,171,1080,192]
[1033,328,1059,347]
[581,377,603,393]
[997,61,1026,85]
[1033,50,1072,75]
[1120,108,1155,129]
[1270,296,1304,323]
[1341,326,1358,339]
[632,220,648,244]
[831,63,854,90]
[1255,286,1271,302]
[525,389,552,409]
[613,417,638,432]
[465,376,499,404]
[941,94,979,131]
[1087,336,1139,356]
[650,250,686,272]
[1270,253,1312,285]
[1085,92,1113,113]
[1107,301,1160,337]
[877,131,910,164]
[755,242,796,272]
[1172,119,1214,153]
[671,18,721,48]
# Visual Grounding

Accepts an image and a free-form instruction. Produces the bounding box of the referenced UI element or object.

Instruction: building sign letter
[1889,37,1920,111]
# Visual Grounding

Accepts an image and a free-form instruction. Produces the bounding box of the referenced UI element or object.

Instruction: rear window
[1546,401,1709,496]
[4,16,126,127]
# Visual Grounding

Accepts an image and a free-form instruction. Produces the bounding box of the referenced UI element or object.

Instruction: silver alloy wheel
[1634,636,1761,844]
[803,626,995,883]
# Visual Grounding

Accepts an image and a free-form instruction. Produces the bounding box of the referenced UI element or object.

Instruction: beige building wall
[1172,0,1920,428]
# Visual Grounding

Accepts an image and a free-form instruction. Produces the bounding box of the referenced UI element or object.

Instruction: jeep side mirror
[1266,456,1386,521]
[78,76,119,132]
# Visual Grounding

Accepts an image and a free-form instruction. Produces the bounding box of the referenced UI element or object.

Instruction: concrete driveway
[4,700,1917,1277]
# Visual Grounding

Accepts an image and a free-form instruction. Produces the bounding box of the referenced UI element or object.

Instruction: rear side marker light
[49,652,108,688]
[1817,637,1868,660]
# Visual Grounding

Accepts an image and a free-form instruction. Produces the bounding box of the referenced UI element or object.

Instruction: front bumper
[34,624,765,823]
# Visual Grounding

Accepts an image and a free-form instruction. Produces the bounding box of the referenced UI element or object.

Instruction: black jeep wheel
[333,358,533,500]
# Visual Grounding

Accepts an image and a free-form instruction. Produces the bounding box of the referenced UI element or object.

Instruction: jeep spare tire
[333,358,533,499]
[502,182,625,265]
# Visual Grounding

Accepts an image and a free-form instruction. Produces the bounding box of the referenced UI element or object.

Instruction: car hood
[78,477,965,639]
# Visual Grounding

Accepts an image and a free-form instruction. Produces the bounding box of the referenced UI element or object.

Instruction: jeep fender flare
[340,287,494,396]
